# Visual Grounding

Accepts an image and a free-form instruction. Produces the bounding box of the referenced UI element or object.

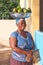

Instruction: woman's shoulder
[10,31,18,38]
[25,31,32,37]
[25,31,31,35]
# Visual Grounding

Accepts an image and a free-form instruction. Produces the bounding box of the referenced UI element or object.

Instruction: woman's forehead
[18,19,26,24]
[20,19,25,22]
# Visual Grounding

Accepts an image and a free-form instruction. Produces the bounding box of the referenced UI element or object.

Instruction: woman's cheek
[22,26,25,29]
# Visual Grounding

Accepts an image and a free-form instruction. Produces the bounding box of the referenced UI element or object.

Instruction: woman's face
[17,20,26,31]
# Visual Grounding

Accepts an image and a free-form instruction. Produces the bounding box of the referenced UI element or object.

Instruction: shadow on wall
[40,0,43,31]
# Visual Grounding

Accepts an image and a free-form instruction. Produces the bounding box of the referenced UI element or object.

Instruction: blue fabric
[16,18,25,24]
[34,31,43,65]
[10,31,33,62]
[16,19,20,24]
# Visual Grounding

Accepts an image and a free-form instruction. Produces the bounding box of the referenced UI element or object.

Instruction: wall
[31,0,40,37]
[0,20,17,46]
[0,0,40,47]
[0,18,31,47]
[40,0,43,31]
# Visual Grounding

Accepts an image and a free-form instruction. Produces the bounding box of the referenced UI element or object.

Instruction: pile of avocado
[13,6,31,13]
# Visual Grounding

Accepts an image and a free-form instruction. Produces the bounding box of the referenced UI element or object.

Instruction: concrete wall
[0,20,17,46]
[31,0,40,37]
[0,18,31,47]
[24,0,40,37]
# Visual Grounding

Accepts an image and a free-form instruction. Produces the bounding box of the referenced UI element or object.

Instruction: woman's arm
[9,37,28,55]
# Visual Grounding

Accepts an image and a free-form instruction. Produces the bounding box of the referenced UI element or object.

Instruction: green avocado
[17,6,21,10]
[23,8,27,13]
[27,8,31,13]
[13,8,17,12]
[18,9,23,13]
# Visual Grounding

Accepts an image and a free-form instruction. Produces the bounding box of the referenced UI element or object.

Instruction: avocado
[27,8,31,13]
[13,8,17,13]
[17,6,21,10]
[23,8,27,13]
[18,9,23,13]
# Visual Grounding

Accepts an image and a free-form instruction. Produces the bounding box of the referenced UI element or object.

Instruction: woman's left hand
[26,50,33,62]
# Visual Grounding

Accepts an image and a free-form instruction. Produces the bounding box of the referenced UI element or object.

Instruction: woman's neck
[17,29,27,38]
[17,29,24,34]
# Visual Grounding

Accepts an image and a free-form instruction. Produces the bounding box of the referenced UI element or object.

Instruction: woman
[9,18,34,65]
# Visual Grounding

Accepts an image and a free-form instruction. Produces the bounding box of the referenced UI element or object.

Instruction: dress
[10,31,33,65]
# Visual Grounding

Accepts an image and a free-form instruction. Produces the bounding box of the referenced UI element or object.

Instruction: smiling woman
[9,18,34,65]
[0,0,20,19]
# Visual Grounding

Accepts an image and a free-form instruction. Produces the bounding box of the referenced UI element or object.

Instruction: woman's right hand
[26,50,33,62]
[26,54,32,62]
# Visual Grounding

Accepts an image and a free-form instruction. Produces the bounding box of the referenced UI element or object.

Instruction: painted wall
[31,0,39,37]
[0,18,31,47]
[0,20,17,46]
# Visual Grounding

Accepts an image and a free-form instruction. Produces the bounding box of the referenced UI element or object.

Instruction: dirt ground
[0,44,12,65]
[0,50,11,65]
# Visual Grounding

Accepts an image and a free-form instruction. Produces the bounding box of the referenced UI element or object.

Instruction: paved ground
[0,44,12,65]
[0,50,11,65]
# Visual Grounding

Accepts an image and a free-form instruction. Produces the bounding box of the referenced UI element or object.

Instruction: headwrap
[16,18,25,24]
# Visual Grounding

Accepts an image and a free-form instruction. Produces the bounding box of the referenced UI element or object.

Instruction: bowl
[10,12,31,19]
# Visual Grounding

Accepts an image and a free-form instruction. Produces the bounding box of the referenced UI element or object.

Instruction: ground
[0,44,39,65]
[0,44,11,65]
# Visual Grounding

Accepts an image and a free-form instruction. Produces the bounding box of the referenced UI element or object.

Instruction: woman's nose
[22,23,25,26]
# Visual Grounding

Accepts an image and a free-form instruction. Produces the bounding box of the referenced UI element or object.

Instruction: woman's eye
[20,23,23,25]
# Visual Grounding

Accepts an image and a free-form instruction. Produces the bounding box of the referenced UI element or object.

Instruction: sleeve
[10,31,17,38]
